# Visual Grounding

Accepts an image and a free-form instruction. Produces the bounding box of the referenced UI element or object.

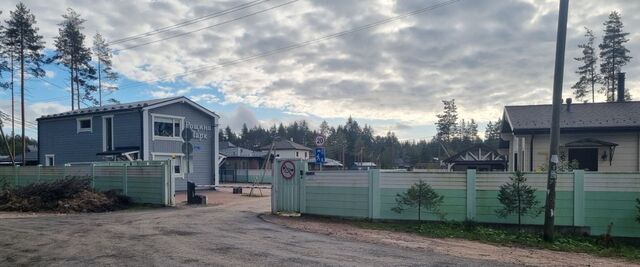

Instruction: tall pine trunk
[20,35,25,164]
[10,51,15,164]
[98,60,102,106]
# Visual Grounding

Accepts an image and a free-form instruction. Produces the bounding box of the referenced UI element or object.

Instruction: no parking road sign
[280,160,296,180]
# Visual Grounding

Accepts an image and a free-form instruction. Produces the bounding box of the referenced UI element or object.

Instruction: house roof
[503,101,640,134]
[308,157,344,167]
[38,96,219,120]
[260,140,311,151]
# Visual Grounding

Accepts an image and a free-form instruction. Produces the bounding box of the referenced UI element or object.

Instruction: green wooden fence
[0,161,174,206]
[289,169,640,238]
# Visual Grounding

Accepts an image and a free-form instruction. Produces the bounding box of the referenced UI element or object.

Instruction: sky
[0,0,639,140]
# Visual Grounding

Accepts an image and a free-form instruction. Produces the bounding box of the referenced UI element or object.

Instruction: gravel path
[0,193,510,266]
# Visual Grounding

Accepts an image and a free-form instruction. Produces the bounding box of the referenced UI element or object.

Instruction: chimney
[566,98,572,112]
[617,72,626,102]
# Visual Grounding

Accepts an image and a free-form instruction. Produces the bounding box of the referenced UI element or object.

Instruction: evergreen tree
[3,3,45,164]
[599,11,631,102]
[435,99,458,142]
[51,8,96,109]
[92,32,118,106]
[572,27,600,103]
[392,180,445,221]
[0,11,10,89]
[484,119,502,149]
[495,171,543,226]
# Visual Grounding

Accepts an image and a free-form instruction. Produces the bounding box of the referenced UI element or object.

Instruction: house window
[45,154,55,166]
[296,152,299,157]
[152,114,183,140]
[77,117,92,133]
[568,148,598,171]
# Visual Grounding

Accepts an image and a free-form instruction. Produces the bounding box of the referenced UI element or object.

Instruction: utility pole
[10,51,15,165]
[544,0,569,242]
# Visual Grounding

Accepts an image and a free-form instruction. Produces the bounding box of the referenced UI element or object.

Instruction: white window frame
[45,154,55,166]
[151,113,184,141]
[102,115,115,151]
[76,117,93,133]
[152,152,186,179]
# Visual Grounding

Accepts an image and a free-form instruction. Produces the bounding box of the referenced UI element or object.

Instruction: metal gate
[271,159,306,213]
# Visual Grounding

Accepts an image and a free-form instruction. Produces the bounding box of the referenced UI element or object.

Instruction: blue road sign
[315,147,325,164]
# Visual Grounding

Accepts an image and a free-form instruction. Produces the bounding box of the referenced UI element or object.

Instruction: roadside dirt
[262,215,639,267]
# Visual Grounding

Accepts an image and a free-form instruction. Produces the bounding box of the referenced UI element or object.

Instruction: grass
[348,220,640,262]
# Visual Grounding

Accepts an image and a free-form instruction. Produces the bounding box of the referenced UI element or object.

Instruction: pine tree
[92,32,118,106]
[484,119,502,149]
[467,119,479,142]
[3,3,45,163]
[50,8,96,109]
[392,180,445,221]
[599,11,631,102]
[495,171,543,226]
[572,27,600,103]
[435,99,458,142]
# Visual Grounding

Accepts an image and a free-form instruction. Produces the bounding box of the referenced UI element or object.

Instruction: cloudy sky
[1,0,639,140]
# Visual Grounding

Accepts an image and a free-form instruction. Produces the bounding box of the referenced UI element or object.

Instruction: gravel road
[0,193,512,266]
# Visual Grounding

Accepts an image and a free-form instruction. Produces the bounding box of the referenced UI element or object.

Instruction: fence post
[466,169,477,221]
[13,165,17,187]
[37,165,41,182]
[368,169,381,220]
[123,165,128,196]
[573,170,585,226]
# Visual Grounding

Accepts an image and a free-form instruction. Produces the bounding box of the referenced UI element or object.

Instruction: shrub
[495,171,543,226]
[636,198,640,224]
[0,177,131,212]
[392,180,445,221]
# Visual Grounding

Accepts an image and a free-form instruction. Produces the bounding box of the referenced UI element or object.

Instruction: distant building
[260,139,311,160]
[443,144,507,171]
[219,141,271,170]
[308,157,344,170]
[0,145,38,166]
[351,162,377,170]
[501,76,640,172]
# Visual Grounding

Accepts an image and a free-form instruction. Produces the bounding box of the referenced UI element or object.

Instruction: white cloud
[2,0,640,138]
[191,93,220,104]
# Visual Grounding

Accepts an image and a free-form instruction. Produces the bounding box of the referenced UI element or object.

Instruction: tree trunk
[70,67,74,110]
[20,35,26,165]
[98,60,102,106]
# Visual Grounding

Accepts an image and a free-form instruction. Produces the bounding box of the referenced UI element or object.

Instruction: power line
[114,0,299,52]
[118,0,461,91]
[109,0,271,45]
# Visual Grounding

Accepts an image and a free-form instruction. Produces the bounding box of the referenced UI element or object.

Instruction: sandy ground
[263,215,639,267]
[0,189,507,267]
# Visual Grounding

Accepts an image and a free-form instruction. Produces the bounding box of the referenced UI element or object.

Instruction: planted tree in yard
[392,180,445,221]
[496,171,543,226]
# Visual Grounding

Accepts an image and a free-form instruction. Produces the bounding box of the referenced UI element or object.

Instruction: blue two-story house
[36,96,220,190]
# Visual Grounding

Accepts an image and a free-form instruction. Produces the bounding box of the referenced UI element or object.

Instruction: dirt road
[0,191,510,266]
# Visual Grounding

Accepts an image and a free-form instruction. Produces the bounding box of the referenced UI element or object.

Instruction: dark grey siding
[38,111,141,164]
[148,103,215,190]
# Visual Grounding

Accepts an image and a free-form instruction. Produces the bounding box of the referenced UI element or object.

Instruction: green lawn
[348,220,640,262]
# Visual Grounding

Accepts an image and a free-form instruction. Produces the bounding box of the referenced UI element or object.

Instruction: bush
[0,177,131,212]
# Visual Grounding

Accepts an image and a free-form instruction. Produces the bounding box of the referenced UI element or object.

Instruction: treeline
[0,3,119,157]
[221,99,502,168]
